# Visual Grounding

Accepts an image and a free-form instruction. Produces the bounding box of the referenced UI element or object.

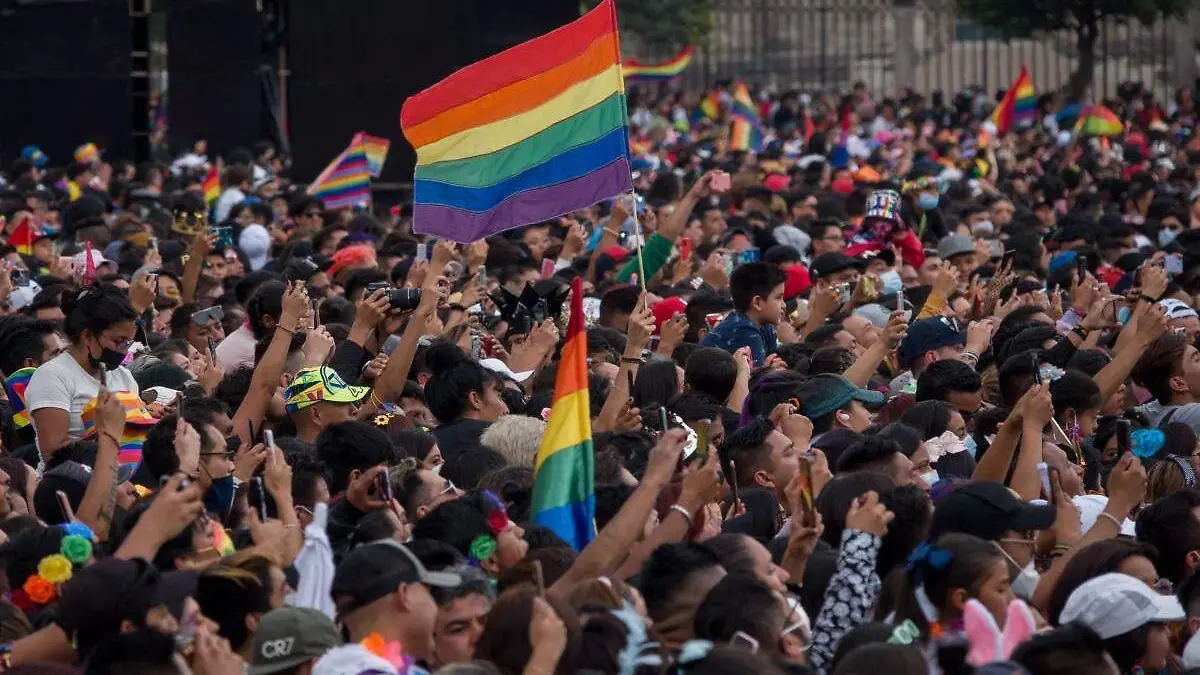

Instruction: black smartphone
[1001,249,1016,270]
[249,476,268,521]
[1031,351,1042,385]
[375,469,393,503]
[1047,466,1060,505]
[207,336,217,361]
[1076,254,1088,282]
[626,369,635,395]
[659,407,670,435]
[1117,419,1132,455]
[727,459,741,517]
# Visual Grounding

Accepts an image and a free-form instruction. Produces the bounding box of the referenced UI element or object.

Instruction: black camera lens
[388,287,422,311]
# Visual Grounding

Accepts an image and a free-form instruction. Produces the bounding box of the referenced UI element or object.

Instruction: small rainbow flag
[621,46,694,83]
[202,165,221,206]
[80,392,159,467]
[307,136,372,209]
[359,133,391,178]
[990,67,1037,135]
[74,142,100,165]
[531,275,595,550]
[8,213,33,256]
[401,0,631,243]
[5,367,35,429]
[1075,104,1123,137]
[729,82,763,151]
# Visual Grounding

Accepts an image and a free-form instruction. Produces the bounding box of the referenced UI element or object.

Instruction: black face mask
[88,337,126,371]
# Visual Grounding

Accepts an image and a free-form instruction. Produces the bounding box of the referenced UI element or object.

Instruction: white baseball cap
[480,358,532,383]
[1059,573,1184,639]
[1160,298,1198,321]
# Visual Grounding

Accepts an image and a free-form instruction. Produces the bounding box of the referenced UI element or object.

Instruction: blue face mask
[879,269,903,295]
[965,434,979,457]
[203,475,237,519]
[917,193,940,211]
[1159,228,1178,247]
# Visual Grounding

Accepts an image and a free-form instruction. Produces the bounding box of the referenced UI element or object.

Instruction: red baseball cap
[651,297,687,334]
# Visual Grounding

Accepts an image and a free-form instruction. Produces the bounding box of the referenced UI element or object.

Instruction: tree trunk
[1065,24,1097,103]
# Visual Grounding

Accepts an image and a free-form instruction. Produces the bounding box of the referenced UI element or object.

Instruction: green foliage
[955,0,1191,38]
[584,0,716,51]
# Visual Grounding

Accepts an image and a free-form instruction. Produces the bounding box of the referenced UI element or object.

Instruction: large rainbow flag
[729,82,763,151]
[307,136,372,209]
[359,133,391,178]
[990,67,1037,135]
[531,276,595,550]
[401,0,631,243]
[1075,104,1123,137]
[622,46,694,83]
[202,165,221,207]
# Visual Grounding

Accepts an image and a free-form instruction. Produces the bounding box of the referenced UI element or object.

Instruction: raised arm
[844,310,907,387]
[231,281,309,446]
[181,231,215,304]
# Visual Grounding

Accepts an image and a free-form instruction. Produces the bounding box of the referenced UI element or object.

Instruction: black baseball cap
[331,540,461,619]
[930,480,1056,541]
[809,252,865,280]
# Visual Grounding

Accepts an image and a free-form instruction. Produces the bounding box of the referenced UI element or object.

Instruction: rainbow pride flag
[80,392,159,467]
[990,67,1037,135]
[401,0,631,243]
[622,46,694,83]
[1076,104,1123,137]
[5,367,34,429]
[8,214,33,256]
[359,133,391,178]
[729,82,763,151]
[697,90,720,121]
[308,137,372,209]
[531,276,595,550]
[202,165,221,207]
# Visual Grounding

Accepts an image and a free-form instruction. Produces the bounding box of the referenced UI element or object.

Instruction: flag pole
[629,192,647,293]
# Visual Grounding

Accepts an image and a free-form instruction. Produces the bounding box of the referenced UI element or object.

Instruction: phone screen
[695,419,711,461]
[1117,419,1131,454]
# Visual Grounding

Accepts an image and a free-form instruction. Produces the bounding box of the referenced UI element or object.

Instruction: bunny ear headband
[963,598,1037,666]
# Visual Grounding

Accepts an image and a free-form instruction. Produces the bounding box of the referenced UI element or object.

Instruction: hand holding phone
[695,419,711,461]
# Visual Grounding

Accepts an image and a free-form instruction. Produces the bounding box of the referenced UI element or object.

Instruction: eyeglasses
[100,333,135,352]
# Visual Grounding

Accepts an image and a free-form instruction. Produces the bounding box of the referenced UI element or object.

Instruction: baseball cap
[929,480,1056,541]
[6,279,42,312]
[937,234,975,260]
[1059,573,1184,639]
[284,366,370,413]
[897,316,965,365]
[249,607,341,675]
[331,540,462,619]
[72,248,111,271]
[1160,298,1199,320]
[796,374,885,419]
[809,252,865,280]
[480,358,533,384]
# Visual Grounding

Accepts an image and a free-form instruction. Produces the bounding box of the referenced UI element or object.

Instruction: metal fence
[649,0,1196,100]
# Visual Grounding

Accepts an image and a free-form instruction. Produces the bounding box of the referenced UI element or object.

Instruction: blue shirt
[700,312,778,365]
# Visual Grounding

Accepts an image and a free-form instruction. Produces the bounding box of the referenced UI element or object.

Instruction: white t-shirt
[216,324,258,372]
[25,352,140,448]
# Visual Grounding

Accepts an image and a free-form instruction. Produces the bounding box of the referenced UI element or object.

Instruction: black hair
[831,643,928,675]
[83,628,179,675]
[140,415,182,482]
[290,456,330,510]
[900,400,953,439]
[888,532,1005,640]
[594,484,635,530]
[745,370,806,421]
[837,435,907,476]
[342,268,388,302]
[683,347,738,405]
[132,360,190,392]
[442,446,508,492]
[803,323,847,350]
[317,295,356,327]
[1011,622,1116,675]
[830,622,897,673]
[1136,488,1200,585]
[599,285,640,321]
[424,341,500,424]
[915,359,981,403]
[667,392,724,424]
[878,484,933,578]
[315,421,397,494]
[233,270,282,307]
[246,280,285,340]
[1046,538,1159,625]
[214,365,254,414]
[411,491,509,560]
[0,318,59,375]
[632,357,680,410]
[815,472,895,547]
[1066,348,1112,377]
[477,465,534,523]
[1049,369,1103,420]
[1133,333,1190,404]
[60,284,137,343]
[635,542,722,622]
[730,262,786,313]
[997,349,1040,408]
[717,417,775,489]
[875,423,923,457]
[693,573,785,647]
[194,554,275,651]
[807,346,855,376]
[390,429,437,463]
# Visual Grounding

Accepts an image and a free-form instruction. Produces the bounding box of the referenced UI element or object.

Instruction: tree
[955,0,1190,102]
[586,0,717,52]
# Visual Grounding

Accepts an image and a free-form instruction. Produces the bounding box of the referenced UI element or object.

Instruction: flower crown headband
[467,490,511,566]
[11,522,95,611]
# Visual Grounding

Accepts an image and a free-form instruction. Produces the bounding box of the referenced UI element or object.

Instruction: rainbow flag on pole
[1075,104,1123,137]
[202,165,221,207]
[989,67,1037,135]
[621,46,694,83]
[401,0,631,243]
[307,136,372,209]
[359,133,391,178]
[531,276,595,550]
[729,82,763,151]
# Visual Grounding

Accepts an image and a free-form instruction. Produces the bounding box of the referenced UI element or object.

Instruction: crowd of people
[0,77,1198,675]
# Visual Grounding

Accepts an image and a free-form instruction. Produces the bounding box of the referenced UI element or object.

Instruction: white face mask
[1001,548,1040,600]
[920,469,940,487]
[879,269,903,295]
[430,462,443,475]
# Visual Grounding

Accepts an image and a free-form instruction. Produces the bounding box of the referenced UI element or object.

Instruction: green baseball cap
[249,607,341,675]
[797,374,885,419]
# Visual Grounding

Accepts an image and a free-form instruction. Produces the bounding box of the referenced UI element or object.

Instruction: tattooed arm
[75,389,124,541]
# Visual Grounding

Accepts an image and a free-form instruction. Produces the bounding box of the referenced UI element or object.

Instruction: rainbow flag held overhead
[990,67,1037,135]
[1075,104,1123,137]
[621,46,694,83]
[531,276,595,551]
[401,0,631,243]
[307,136,372,209]
[729,82,763,151]
[202,165,221,207]
[7,214,33,256]
[359,133,391,178]
[697,90,721,121]
[5,367,34,429]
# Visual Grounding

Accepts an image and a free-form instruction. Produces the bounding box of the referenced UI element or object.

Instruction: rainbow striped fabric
[8,214,32,257]
[202,165,221,207]
[622,46,694,82]
[531,276,595,550]
[400,0,631,243]
[729,82,763,151]
[990,67,1037,135]
[360,133,391,178]
[308,136,372,209]
[80,392,159,467]
[5,367,34,429]
[697,90,721,121]
[1076,104,1123,137]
